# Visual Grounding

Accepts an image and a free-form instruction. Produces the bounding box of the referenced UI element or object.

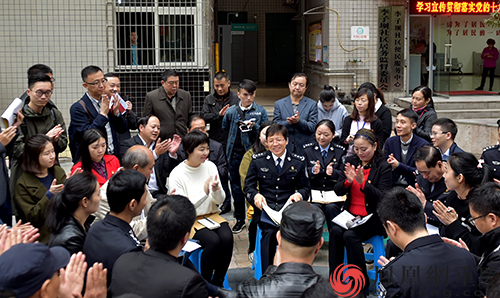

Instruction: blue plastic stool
[189,248,231,290]
[342,235,385,292]
[252,225,263,280]
[322,222,329,242]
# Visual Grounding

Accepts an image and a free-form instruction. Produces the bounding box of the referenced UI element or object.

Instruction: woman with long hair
[47,172,100,254]
[14,134,66,243]
[410,85,437,143]
[332,128,392,292]
[339,88,384,155]
[168,130,232,287]
[71,129,120,186]
[434,151,492,255]
[358,82,392,143]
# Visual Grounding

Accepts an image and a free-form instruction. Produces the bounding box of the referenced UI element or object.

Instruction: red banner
[410,1,499,14]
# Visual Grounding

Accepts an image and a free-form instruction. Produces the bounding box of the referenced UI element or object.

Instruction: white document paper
[311,190,345,204]
[333,210,373,230]
[197,218,221,230]
[426,224,440,235]
[181,240,201,253]
[1,98,22,128]
[262,200,293,226]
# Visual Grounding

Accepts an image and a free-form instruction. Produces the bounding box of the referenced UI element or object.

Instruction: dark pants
[480,66,496,90]
[248,218,257,254]
[312,202,343,275]
[193,222,234,286]
[221,175,231,208]
[228,153,245,221]
[385,238,403,259]
[330,215,381,291]
[258,221,279,273]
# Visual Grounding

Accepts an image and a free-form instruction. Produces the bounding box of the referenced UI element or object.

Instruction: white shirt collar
[271,150,287,167]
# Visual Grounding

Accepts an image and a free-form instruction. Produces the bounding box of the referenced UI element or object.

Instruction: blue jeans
[228,153,245,221]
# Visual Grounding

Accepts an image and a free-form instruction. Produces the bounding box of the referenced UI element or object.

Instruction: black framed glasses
[35,90,53,97]
[468,214,487,226]
[430,131,449,137]
[85,78,108,86]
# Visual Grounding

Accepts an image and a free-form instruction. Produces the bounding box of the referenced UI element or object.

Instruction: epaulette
[483,144,500,152]
[303,143,314,148]
[292,153,305,161]
[252,152,266,159]
[334,143,346,151]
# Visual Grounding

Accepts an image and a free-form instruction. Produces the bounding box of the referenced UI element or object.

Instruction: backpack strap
[78,99,91,123]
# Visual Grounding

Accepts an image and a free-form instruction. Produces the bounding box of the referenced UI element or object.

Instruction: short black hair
[315,119,335,135]
[147,195,196,251]
[27,64,53,78]
[182,130,209,156]
[290,72,308,86]
[104,72,119,80]
[81,65,103,82]
[377,187,426,234]
[28,73,52,89]
[319,85,336,103]
[161,69,179,82]
[397,108,419,124]
[413,145,442,168]
[137,115,155,129]
[468,182,500,219]
[238,79,257,94]
[188,114,204,130]
[266,123,288,140]
[432,118,458,140]
[487,38,496,46]
[107,170,147,213]
[214,71,229,81]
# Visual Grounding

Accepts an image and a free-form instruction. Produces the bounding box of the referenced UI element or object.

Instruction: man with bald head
[92,145,156,240]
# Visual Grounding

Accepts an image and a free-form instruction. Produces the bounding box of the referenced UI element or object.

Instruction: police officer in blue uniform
[481,120,500,180]
[244,124,310,274]
[302,120,346,231]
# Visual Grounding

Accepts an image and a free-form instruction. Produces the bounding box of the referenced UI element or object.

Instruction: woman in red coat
[71,129,120,186]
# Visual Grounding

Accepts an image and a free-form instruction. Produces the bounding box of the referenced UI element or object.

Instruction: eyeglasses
[430,131,448,137]
[468,214,487,226]
[34,90,53,97]
[166,80,179,86]
[85,78,108,86]
[50,77,56,83]
[291,82,306,88]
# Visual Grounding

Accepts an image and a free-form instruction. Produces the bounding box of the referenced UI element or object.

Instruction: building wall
[217,0,297,84]
[304,0,407,103]
[0,0,214,123]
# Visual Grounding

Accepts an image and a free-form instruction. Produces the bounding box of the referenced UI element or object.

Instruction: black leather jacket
[237,263,324,298]
[48,215,93,254]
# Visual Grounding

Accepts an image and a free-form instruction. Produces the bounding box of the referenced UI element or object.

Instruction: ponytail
[448,152,493,189]
[45,172,98,233]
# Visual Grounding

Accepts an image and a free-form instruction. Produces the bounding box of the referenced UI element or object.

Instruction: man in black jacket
[201,71,239,147]
[237,201,326,298]
[378,188,479,298]
[109,195,208,298]
[467,182,500,295]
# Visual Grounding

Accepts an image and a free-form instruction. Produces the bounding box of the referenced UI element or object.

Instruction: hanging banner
[378,6,405,92]
[410,0,499,15]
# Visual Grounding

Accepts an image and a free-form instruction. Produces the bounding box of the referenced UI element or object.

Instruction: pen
[446,208,452,213]
[204,216,217,225]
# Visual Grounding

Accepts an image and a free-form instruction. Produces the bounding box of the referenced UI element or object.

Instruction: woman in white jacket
[168,130,233,287]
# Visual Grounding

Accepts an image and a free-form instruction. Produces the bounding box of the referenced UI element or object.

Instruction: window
[113,0,207,69]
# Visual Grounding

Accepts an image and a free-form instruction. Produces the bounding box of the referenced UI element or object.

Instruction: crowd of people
[1,64,500,298]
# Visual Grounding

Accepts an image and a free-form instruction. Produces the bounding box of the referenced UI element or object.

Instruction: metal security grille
[106,0,213,115]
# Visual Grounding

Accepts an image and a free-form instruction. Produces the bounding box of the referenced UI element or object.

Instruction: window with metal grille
[112,0,208,69]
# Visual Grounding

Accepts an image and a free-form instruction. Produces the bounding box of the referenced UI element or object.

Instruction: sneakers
[248,252,254,263]
[232,220,245,234]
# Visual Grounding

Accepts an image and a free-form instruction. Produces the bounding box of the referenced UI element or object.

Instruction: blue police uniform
[244,150,310,273]
[481,144,500,180]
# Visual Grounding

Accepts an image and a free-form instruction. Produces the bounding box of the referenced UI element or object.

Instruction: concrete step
[395,97,500,110]
[388,104,500,119]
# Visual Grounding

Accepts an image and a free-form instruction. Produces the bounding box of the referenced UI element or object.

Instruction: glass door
[432,14,452,97]
[408,15,431,93]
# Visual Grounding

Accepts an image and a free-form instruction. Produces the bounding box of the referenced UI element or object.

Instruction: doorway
[265,13,297,84]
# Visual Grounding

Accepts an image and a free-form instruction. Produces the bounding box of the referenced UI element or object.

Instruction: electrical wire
[324,6,372,63]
